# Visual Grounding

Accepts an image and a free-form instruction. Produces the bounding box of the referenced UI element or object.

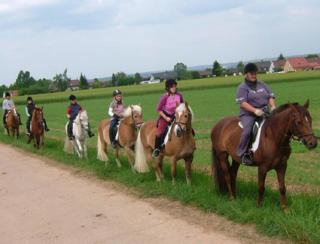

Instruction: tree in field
[134,72,142,84]
[14,70,36,89]
[174,62,188,80]
[237,61,244,73]
[52,68,70,91]
[112,73,117,86]
[212,60,223,76]
[278,53,285,61]
[79,73,89,89]
[190,71,200,79]
[92,78,102,89]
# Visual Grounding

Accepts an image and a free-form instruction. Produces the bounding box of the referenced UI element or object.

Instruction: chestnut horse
[134,103,196,185]
[5,108,20,138]
[27,107,44,148]
[211,100,317,210]
[97,105,143,170]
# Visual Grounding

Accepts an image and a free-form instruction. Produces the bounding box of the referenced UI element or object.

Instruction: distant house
[140,75,161,84]
[69,79,80,90]
[306,58,320,70]
[271,60,286,72]
[283,57,314,72]
[152,71,177,80]
[256,61,272,73]
[198,70,212,78]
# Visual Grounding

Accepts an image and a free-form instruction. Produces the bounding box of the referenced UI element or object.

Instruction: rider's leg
[3,110,8,127]
[43,118,50,131]
[26,117,31,134]
[109,117,118,148]
[67,119,74,140]
[152,117,168,158]
[237,115,256,165]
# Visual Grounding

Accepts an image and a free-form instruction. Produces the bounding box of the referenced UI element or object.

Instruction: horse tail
[97,126,109,162]
[64,123,73,154]
[134,129,149,173]
[211,146,228,194]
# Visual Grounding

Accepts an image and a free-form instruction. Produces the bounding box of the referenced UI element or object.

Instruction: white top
[2,99,14,110]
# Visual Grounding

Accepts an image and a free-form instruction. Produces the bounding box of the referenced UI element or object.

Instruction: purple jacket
[156,92,184,116]
[236,80,275,116]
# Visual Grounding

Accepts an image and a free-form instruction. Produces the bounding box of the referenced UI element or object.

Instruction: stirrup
[152,148,160,158]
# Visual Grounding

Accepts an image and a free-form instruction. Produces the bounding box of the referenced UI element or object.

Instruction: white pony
[64,110,89,158]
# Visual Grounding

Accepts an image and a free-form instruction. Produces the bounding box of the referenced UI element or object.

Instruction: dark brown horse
[211,100,317,210]
[27,107,44,148]
[5,108,20,138]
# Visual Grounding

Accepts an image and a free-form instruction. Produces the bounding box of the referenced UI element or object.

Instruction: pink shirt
[156,92,184,116]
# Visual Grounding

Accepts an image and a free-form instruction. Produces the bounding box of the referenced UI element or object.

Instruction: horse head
[124,105,144,128]
[288,100,317,149]
[175,102,193,137]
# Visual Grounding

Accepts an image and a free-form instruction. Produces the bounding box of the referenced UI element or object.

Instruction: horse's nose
[308,139,317,149]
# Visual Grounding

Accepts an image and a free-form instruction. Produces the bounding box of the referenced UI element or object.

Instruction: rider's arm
[25,107,30,117]
[66,107,71,119]
[269,98,276,111]
[240,102,257,114]
[159,111,171,122]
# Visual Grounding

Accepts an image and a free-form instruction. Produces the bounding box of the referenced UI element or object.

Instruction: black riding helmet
[5,92,11,98]
[27,96,33,102]
[165,79,177,91]
[69,94,77,101]
[113,89,122,97]
[244,63,258,74]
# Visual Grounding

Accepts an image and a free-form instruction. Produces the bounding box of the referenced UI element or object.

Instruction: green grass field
[1,71,320,243]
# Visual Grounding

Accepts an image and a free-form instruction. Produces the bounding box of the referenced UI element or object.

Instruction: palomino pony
[64,110,89,159]
[134,103,196,184]
[211,100,317,210]
[27,107,44,148]
[97,105,143,170]
[5,107,20,138]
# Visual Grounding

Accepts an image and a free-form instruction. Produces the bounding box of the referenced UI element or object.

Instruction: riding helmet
[113,89,122,97]
[244,63,258,74]
[69,94,77,101]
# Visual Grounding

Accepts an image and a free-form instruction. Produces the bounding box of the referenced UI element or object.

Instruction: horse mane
[122,105,142,117]
[271,102,299,115]
[176,103,194,122]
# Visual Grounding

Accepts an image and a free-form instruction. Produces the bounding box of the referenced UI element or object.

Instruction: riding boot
[43,118,50,132]
[152,136,162,158]
[26,117,31,135]
[241,151,254,166]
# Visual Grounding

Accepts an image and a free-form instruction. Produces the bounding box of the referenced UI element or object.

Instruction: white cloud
[0,0,59,13]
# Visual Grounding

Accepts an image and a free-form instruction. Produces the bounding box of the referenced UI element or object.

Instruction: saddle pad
[238,119,265,152]
[162,123,174,146]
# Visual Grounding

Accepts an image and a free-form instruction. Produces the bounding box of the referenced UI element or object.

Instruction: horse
[5,107,20,138]
[27,107,45,149]
[64,110,89,159]
[134,103,196,185]
[97,105,143,170]
[211,100,317,211]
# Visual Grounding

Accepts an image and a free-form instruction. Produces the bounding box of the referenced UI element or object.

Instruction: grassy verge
[1,133,319,243]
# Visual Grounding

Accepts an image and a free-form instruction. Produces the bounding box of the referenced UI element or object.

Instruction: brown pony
[211,100,317,210]
[97,105,143,170]
[134,103,196,185]
[5,108,20,138]
[27,107,44,148]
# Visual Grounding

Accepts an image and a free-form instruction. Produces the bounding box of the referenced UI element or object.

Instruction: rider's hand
[270,106,276,112]
[165,116,172,122]
[254,109,264,117]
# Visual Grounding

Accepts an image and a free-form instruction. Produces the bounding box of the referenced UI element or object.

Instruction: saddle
[239,117,265,152]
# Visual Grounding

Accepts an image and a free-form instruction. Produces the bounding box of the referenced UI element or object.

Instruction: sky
[0,0,319,85]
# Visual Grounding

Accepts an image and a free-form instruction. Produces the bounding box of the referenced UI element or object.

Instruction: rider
[66,95,94,140]
[25,96,50,136]
[152,79,184,158]
[236,63,276,165]
[108,89,125,148]
[2,92,22,127]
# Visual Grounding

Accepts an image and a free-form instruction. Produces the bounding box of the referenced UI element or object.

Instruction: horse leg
[257,166,268,207]
[83,142,88,159]
[218,153,234,199]
[124,147,135,173]
[276,163,288,212]
[230,160,240,198]
[114,148,121,168]
[170,157,177,185]
[184,155,193,185]
[16,127,19,139]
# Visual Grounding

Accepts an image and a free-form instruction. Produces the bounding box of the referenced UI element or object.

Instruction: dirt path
[0,144,285,244]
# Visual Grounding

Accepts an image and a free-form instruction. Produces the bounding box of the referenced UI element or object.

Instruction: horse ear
[304,99,310,109]
[185,101,189,109]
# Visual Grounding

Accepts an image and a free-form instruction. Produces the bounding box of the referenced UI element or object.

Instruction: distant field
[2,71,320,243]
[13,71,320,105]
